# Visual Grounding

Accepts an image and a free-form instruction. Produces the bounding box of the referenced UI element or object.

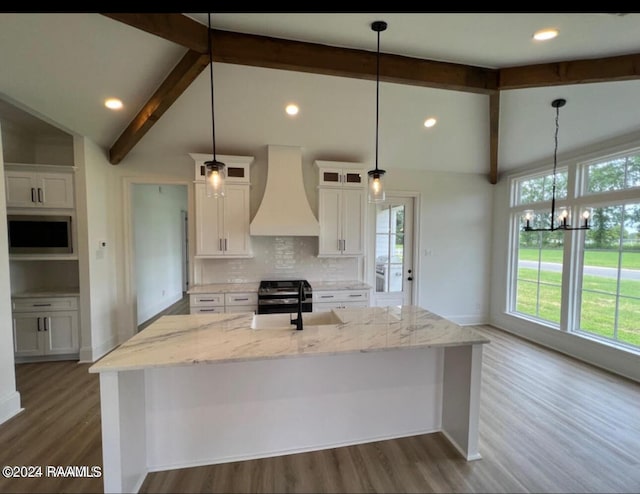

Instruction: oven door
[257,297,313,314]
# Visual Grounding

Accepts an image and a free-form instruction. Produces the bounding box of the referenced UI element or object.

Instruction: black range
[257,280,312,314]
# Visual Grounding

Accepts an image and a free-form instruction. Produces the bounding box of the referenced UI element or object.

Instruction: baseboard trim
[0,390,22,426]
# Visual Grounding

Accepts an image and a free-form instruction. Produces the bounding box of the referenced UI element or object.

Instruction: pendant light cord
[374,28,380,173]
[550,103,560,225]
[207,13,217,161]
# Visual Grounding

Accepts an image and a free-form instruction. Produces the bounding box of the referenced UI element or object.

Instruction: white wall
[132,183,187,325]
[75,137,120,362]
[0,123,22,425]
[383,169,494,324]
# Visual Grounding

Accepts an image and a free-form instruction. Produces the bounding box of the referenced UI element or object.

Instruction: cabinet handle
[31,187,37,202]
[200,308,217,312]
[44,317,49,331]
[38,188,43,203]
[33,303,52,307]
[200,298,216,302]
[342,239,346,251]
[234,298,249,301]
[37,317,42,332]
[224,238,228,251]
[349,294,362,298]
[320,295,334,299]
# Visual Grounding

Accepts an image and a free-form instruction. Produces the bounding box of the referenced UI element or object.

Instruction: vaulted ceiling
[1,13,640,182]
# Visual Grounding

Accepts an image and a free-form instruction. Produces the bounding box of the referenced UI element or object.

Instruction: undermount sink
[251,311,343,330]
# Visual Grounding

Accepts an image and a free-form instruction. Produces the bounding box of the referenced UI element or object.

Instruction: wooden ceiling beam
[102,13,209,53]
[108,49,210,165]
[498,53,640,89]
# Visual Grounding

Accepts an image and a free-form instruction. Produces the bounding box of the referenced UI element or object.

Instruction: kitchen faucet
[290,281,305,330]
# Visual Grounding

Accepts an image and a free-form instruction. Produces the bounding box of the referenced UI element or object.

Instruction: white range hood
[250,145,320,236]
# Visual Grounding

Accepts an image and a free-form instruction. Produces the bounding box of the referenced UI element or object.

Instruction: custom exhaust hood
[250,145,320,236]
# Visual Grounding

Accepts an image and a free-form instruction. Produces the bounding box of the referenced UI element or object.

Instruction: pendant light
[204,12,225,198]
[368,20,388,203]
[522,98,591,232]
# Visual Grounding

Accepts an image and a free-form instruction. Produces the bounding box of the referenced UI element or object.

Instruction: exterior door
[372,196,414,307]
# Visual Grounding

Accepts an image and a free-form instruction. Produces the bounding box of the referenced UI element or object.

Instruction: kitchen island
[89,306,489,493]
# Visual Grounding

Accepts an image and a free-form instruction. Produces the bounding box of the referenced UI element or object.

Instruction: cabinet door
[341,188,365,255]
[194,183,224,256]
[223,184,251,256]
[38,172,74,208]
[318,188,342,255]
[12,313,45,356]
[5,171,38,208]
[44,311,79,354]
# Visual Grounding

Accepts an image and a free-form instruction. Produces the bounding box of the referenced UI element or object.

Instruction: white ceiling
[1,12,640,178]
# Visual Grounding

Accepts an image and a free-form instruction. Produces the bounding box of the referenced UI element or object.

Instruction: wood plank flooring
[1,325,639,493]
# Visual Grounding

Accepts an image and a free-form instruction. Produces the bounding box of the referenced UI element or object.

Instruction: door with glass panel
[372,196,414,306]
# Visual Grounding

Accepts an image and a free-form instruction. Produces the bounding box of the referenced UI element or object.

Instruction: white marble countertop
[188,282,260,294]
[310,280,371,291]
[188,280,370,294]
[89,306,489,373]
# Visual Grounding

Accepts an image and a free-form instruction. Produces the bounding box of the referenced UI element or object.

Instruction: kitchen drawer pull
[31,187,37,202]
[33,303,52,307]
[37,317,42,332]
[320,295,334,299]
[44,317,49,331]
[38,188,44,203]
[200,298,216,302]
[200,308,217,312]
[349,294,363,298]
[234,298,249,301]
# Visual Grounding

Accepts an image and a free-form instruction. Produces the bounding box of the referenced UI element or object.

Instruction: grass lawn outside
[516,266,640,347]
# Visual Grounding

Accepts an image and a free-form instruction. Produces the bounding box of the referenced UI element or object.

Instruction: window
[509,148,640,353]
[579,203,640,349]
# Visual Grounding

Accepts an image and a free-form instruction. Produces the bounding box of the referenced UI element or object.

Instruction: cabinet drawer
[190,306,224,315]
[225,292,258,306]
[312,290,369,303]
[189,294,224,307]
[12,296,78,312]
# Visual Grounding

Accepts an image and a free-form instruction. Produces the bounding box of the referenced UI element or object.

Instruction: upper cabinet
[315,161,366,257]
[5,165,74,209]
[191,154,254,258]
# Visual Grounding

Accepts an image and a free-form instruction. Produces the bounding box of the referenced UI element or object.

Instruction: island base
[99,345,483,493]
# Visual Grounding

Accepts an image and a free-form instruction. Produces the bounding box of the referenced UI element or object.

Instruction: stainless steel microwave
[7,215,73,254]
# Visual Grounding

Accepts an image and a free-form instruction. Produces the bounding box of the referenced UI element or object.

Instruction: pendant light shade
[522,98,591,232]
[368,20,388,203]
[204,13,225,198]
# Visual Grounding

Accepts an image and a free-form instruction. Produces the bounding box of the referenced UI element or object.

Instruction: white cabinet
[313,289,370,312]
[224,292,258,314]
[189,293,225,314]
[191,154,254,258]
[12,296,79,358]
[194,183,251,257]
[316,161,366,257]
[318,187,365,256]
[5,167,74,209]
[189,291,257,314]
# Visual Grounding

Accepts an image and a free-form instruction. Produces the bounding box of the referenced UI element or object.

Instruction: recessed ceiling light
[533,28,559,41]
[424,117,437,128]
[104,98,123,110]
[285,103,299,116]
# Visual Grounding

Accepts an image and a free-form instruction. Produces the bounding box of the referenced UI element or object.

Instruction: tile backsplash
[196,236,361,284]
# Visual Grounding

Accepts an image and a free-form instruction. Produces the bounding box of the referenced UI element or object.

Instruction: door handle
[407,268,413,281]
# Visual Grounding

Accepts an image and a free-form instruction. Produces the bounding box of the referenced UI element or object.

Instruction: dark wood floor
[1,324,639,493]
